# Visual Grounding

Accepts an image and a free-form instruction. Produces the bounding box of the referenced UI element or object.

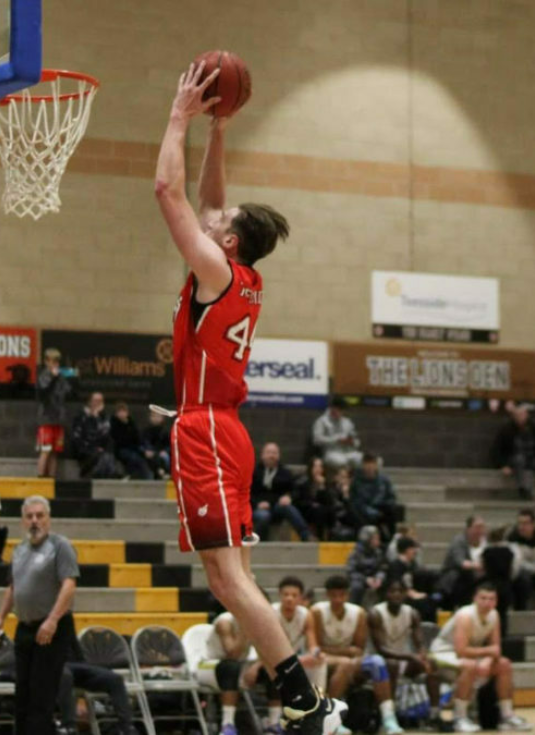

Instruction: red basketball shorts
[170,406,255,552]
[36,425,65,453]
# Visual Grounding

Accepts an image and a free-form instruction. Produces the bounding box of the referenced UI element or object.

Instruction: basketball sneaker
[498,715,532,731]
[281,687,348,735]
[453,717,481,733]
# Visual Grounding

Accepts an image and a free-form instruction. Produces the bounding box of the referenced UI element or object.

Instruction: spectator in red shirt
[36,348,71,478]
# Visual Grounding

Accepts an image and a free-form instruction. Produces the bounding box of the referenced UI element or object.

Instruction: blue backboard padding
[0,0,42,97]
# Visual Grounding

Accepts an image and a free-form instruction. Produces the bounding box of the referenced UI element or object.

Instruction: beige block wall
[1,0,535,349]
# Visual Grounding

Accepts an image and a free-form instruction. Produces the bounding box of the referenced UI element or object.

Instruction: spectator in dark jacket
[481,527,516,637]
[71,393,118,479]
[251,442,311,542]
[36,348,71,478]
[437,515,487,609]
[347,525,386,605]
[492,405,535,499]
[387,537,440,622]
[506,509,535,610]
[110,403,152,480]
[349,453,402,541]
[141,409,171,479]
[293,457,337,540]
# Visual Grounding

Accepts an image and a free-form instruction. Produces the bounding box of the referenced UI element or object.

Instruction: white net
[0,72,98,219]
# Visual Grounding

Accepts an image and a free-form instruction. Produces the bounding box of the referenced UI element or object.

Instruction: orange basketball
[194,50,252,118]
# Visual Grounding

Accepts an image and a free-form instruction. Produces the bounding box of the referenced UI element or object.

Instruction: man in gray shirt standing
[0,495,79,735]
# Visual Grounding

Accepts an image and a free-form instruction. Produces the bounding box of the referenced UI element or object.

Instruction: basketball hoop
[0,69,99,219]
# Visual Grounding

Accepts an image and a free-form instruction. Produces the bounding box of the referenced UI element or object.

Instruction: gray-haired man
[0,495,79,735]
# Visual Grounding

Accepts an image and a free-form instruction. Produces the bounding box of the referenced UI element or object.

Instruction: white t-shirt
[272,602,309,653]
[431,603,498,654]
[373,602,413,655]
[312,601,362,647]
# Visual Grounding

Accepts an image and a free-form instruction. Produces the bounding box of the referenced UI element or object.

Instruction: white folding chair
[78,626,156,735]
[131,625,209,735]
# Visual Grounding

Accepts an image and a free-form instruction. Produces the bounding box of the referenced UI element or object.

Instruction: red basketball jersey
[172,260,263,409]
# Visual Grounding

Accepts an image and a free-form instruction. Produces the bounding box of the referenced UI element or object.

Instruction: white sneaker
[334,726,353,735]
[454,718,481,733]
[383,716,404,735]
[498,715,533,732]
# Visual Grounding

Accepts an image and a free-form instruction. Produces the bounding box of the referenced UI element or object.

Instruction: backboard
[0,0,41,98]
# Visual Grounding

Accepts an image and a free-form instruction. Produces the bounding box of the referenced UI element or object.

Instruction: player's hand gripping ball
[194,50,251,118]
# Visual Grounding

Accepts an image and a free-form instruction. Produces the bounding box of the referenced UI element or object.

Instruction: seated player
[368,580,443,730]
[244,576,328,733]
[312,575,403,735]
[430,582,531,733]
[197,609,255,735]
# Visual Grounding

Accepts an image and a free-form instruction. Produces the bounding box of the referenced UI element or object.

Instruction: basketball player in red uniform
[155,62,347,735]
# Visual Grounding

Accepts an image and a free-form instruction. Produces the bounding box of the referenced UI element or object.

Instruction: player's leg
[215,659,242,735]
[491,657,531,731]
[357,655,404,735]
[452,659,480,732]
[37,450,49,477]
[47,451,57,478]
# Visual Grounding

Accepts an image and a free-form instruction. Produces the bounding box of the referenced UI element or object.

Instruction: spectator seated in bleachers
[311,397,362,471]
[71,392,119,479]
[251,443,312,542]
[293,458,337,541]
[507,509,535,609]
[492,404,535,500]
[347,526,386,606]
[110,403,152,480]
[429,582,531,733]
[57,630,138,735]
[196,609,266,735]
[349,454,403,542]
[311,575,403,735]
[140,409,171,479]
[368,579,444,731]
[437,516,487,611]
[387,524,421,564]
[386,538,440,623]
[329,467,358,541]
[481,527,519,637]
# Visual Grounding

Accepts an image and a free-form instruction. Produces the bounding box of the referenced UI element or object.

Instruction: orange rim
[0,69,100,105]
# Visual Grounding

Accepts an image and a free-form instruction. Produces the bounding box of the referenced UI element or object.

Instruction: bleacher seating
[0,461,533,706]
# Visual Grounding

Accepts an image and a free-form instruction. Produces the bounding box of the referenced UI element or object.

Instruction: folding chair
[0,633,15,731]
[78,626,155,735]
[182,623,263,735]
[131,625,209,735]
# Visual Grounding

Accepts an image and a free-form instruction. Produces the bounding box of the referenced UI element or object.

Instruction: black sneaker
[422,717,455,733]
[281,687,348,735]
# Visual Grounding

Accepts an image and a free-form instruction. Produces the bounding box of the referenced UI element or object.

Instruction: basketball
[194,50,252,118]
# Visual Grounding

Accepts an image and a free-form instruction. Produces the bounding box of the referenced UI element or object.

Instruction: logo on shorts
[198,504,208,517]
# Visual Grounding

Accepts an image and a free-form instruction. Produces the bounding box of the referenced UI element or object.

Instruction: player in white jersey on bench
[368,579,445,731]
[430,582,532,734]
[243,577,329,734]
[312,575,403,735]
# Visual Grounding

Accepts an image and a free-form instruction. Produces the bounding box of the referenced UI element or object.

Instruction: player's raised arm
[198,117,228,229]
[155,63,230,294]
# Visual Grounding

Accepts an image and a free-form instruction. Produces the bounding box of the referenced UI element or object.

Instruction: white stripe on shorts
[208,403,233,547]
[172,415,194,552]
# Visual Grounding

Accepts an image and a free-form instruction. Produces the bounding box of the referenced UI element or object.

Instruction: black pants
[58,662,133,731]
[15,613,73,735]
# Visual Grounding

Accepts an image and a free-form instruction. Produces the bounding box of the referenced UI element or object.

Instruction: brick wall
[1,399,502,469]
[1,0,535,345]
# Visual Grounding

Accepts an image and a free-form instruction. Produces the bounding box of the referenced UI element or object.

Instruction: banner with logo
[372,271,500,343]
[245,339,329,408]
[41,330,174,405]
[0,326,38,398]
[333,342,535,407]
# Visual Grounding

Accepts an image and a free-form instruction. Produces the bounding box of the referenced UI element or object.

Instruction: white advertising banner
[372,271,500,343]
[245,338,329,408]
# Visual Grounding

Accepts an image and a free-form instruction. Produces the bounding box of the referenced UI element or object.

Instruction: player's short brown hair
[44,348,61,363]
[231,203,289,265]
